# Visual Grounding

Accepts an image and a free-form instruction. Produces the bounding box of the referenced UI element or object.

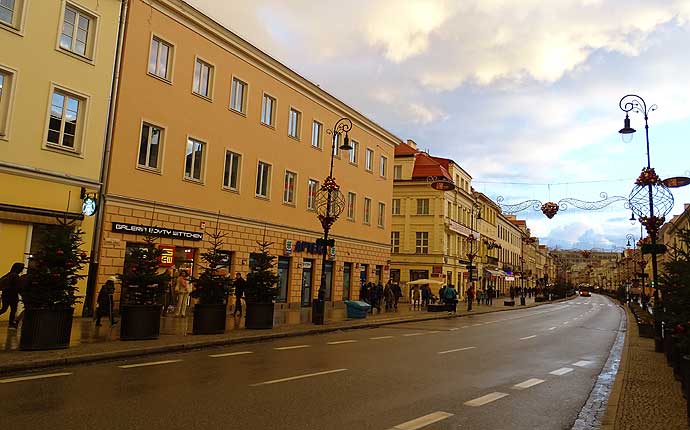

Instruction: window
[311,121,322,148]
[184,138,205,181]
[416,232,429,254]
[0,0,22,29]
[223,151,241,190]
[148,36,172,80]
[261,94,275,126]
[349,140,358,164]
[256,161,271,197]
[47,89,83,151]
[416,198,429,215]
[60,5,93,58]
[283,170,296,204]
[137,123,163,170]
[288,108,301,139]
[365,148,374,171]
[378,202,385,227]
[230,78,247,113]
[307,179,319,210]
[379,156,387,177]
[0,69,13,137]
[347,192,356,220]
[193,58,213,98]
[392,199,401,215]
[332,132,340,157]
[391,232,400,253]
[393,165,402,179]
[363,198,371,224]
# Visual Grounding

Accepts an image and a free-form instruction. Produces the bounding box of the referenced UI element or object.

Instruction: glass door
[301,259,313,307]
[343,263,352,300]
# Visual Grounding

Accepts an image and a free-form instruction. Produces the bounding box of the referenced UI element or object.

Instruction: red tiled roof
[394,143,418,156]
[411,152,452,180]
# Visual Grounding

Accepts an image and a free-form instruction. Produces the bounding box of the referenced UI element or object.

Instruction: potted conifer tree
[191,224,233,334]
[244,237,279,329]
[20,221,89,350]
[118,229,170,340]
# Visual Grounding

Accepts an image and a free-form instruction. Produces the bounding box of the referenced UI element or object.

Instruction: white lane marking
[550,367,574,376]
[0,372,72,384]
[520,335,537,340]
[461,326,470,329]
[209,351,253,358]
[449,327,460,331]
[274,344,310,350]
[464,392,509,407]
[250,368,347,386]
[390,411,454,430]
[370,335,394,340]
[573,360,594,367]
[512,378,545,390]
[562,322,569,325]
[403,332,426,337]
[472,323,482,326]
[119,359,182,369]
[438,346,476,355]
[427,331,440,334]
[327,340,357,345]
[548,327,557,331]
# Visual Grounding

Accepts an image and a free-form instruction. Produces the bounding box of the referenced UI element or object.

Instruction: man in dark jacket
[233,272,246,316]
[95,276,117,326]
[0,262,24,329]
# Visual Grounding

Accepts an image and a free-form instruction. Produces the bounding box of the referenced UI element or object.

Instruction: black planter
[504,300,515,306]
[245,302,274,329]
[19,308,74,351]
[681,355,690,397]
[192,303,227,335]
[120,304,162,340]
[665,330,674,365]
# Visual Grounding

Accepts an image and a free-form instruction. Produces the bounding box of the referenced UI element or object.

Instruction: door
[277,257,290,303]
[301,259,313,307]
[324,261,333,301]
[343,263,352,300]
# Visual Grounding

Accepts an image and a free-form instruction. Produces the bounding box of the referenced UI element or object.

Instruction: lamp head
[626,238,631,247]
[629,211,636,223]
[339,132,352,151]
[619,114,636,143]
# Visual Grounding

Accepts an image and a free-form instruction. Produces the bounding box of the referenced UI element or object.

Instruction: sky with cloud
[188,0,690,250]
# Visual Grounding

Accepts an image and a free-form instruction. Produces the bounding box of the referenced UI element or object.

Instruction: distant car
[580,291,591,297]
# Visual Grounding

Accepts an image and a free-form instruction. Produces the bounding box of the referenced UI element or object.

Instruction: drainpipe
[83,0,129,316]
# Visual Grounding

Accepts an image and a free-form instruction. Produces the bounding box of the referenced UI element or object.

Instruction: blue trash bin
[344,300,371,319]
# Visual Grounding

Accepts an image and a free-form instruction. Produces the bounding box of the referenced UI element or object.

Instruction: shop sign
[447,219,480,240]
[432,265,442,274]
[159,246,175,267]
[302,260,312,269]
[329,246,336,260]
[112,222,203,241]
[285,239,293,256]
[294,240,325,255]
[505,276,515,281]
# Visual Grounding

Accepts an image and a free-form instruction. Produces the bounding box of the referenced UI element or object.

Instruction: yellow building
[96,0,398,311]
[497,211,522,294]
[0,0,122,319]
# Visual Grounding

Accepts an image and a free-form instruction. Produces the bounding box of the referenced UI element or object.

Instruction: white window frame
[307,179,319,211]
[261,92,276,127]
[416,232,429,254]
[347,192,356,221]
[148,34,174,82]
[379,156,387,178]
[311,120,322,149]
[183,136,206,183]
[0,65,17,140]
[223,150,242,191]
[332,132,341,158]
[365,148,374,172]
[137,121,164,172]
[192,56,214,99]
[392,198,401,215]
[0,0,26,33]
[287,107,301,140]
[349,140,358,165]
[58,2,98,61]
[283,170,297,205]
[229,76,248,114]
[363,197,372,225]
[391,232,400,253]
[393,165,402,179]
[44,84,88,154]
[416,198,430,215]
[256,161,272,198]
[377,202,385,227]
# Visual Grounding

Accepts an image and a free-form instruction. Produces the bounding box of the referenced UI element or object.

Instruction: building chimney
[406,139,417,149]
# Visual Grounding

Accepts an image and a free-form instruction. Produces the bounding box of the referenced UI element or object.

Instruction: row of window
[146,35,390,177]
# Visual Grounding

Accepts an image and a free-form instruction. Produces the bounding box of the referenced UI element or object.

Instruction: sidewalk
[602,305,688,430]
[0,296,541,375]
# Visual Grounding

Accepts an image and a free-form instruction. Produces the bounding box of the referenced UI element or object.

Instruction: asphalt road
[0,294,623,430]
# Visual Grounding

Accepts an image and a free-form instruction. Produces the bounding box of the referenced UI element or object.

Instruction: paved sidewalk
[602,305,688,430]
[0,296,544,375]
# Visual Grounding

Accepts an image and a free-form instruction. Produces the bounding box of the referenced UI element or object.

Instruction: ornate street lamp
[311,118,353,325]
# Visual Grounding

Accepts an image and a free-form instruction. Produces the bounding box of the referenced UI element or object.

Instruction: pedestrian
[0,262,24,329]
[392,283,402,309]
[233,272,246,316]
[411,286,421,310]
[467,286,475,311]
[95,276,117,326]
[174,270,191,317]
[421,284,431,308]
[376,282,384,311]
[438,285,447,305]
[487,286,494,305]
[360,282,369,303]
[444,284,458,313]
[383,282,394,311]
[368,282,379,313]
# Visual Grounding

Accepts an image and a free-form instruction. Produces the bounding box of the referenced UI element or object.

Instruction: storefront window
[375,265,382,284]
[277,257,289,303]
[324,261,333,301]
[343,262,352,300]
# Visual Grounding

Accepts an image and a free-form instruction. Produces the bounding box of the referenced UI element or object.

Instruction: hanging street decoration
[663,176,690,188]
[496,192,630,219]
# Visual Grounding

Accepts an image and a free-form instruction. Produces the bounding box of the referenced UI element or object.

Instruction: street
[0,294,623,430]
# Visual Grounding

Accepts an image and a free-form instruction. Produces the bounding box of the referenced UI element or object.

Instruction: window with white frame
[148,36,172,81]
[379,156,387,177]
[311,121,322,148]
[416,232,429,254]
[47,89,83,151]
[365,148,373,171]
[230,78,247,113]
[256,161,271,197]
[223,150,241,190]
[307,179,319,210]
[60,4,94,58]
[137,123,163,170]
[391,231,400,253]
[0,0,23,29]
[416,198,429,215]
[347,192,356,220]
[363,198,371,224]
[261,94,275,126]
[283,170,296,204]
[184,138,205,181]
[377,202,385,227]
[332,132,340,157]
[288,108,301,139]
[393,165,402,179]
[193,59,213,98]
[392,198,401,215]
[349,140,358,164]
[0,69,13,137]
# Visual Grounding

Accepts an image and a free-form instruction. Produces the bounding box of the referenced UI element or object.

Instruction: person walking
[174,270,191,317]
[487,286,494,305]
[411,286,421,310]
[421,284,431,308]
[95,276,117,326]
[392,283,402,309]
[232,272,246,317]
[0,262,24,329]
[444,284,458,313]
[383,282,394,311]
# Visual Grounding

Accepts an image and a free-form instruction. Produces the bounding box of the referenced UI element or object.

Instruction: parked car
[580,290,591,297]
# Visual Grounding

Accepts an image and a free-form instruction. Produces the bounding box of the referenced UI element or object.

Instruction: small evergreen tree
[191,224,233,304]
[119,229,170,306]
[22,220,89,309]
[245,238,279,303]
[659,228,690,328]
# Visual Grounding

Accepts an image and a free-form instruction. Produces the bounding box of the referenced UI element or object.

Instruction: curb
[600,303,632,430]
[0,297,571,375]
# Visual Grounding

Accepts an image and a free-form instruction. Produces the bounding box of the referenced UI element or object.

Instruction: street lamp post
[466,200,481,311]
[311,118,353,325]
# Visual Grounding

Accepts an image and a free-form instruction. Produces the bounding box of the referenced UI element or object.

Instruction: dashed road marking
[548,327,557,330]
[389,411,454,430]
[512,378,545,390]
[461,326,470,329]
[274,344,311,350]
[370,335,394,340]
[520,335,537,340]
[119,360,182,369]
[550,367,574,376]
[562,322,569,325]
[449,327,460,331]
[472,323,482,327]
[0,372,72,384]
[438,346,476,355]
[403,332,426,337]
[209,351,253,358]
[464,392,509,407]
[250,368,347,386]
[572,360,594,367]
[427,331,440,334]
[327,340,357,345]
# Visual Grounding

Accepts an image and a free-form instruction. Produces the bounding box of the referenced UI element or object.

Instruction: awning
[485,269,506,277]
